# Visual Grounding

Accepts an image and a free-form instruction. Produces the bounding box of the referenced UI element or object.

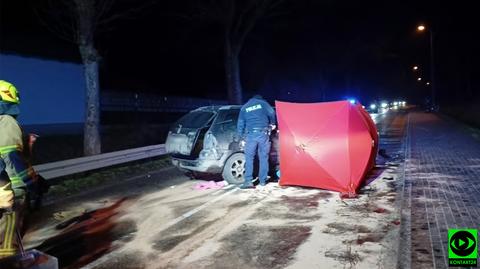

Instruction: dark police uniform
[237,95,276,187]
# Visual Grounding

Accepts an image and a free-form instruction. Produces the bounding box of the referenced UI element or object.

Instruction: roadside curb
[398,113,412,269]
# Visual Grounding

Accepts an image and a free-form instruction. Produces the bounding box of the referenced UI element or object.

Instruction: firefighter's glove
[0,183,14,209]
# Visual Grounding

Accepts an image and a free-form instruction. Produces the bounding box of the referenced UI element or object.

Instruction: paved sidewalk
[402,112,480,269]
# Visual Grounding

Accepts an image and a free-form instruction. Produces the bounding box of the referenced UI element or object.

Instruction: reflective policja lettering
[245,104,262,112]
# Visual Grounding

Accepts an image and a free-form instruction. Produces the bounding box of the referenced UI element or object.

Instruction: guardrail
[34,144,167,180]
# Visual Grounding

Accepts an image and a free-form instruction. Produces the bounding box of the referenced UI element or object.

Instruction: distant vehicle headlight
[381,102,388,108]
[370,104,377,110]
[393,102,399,106]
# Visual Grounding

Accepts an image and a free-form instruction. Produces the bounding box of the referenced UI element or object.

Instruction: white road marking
[164,187,239,228]
[81,186,239,269]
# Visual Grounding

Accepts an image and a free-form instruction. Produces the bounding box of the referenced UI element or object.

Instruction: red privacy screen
[276,100,378,196]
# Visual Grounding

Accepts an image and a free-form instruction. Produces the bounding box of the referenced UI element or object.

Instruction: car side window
[211,109,239,135]
[221,110,239,132]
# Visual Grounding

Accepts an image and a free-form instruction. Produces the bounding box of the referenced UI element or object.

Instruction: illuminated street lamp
[417,77,422,81]
[417,23,436,108]
[413,66,419,70]
[426,82,430,85]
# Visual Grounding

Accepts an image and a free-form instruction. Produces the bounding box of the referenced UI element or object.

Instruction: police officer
[0,80,39,258]
[237,94,276,189]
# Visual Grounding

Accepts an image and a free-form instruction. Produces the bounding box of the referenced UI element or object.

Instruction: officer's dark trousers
[244,132,271,185]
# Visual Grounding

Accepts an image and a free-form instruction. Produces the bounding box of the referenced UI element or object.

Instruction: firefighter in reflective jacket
[0,80,38,258]
[237,94,276,189]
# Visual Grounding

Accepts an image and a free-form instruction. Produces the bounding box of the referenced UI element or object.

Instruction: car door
[209,109,240,153]
[165,110,216,158]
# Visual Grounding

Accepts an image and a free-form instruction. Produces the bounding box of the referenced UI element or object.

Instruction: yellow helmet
[0,80,20,104]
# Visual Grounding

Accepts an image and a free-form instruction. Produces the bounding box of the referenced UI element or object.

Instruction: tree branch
[224,0,235,34]
[262,10,289,20]
[97,0,116,19]
[30,0,77,43]
[266,0,287,13]
[97,0,157,27]
[73,0,96,45]
[235,0,271,52]
[231,0,257,40]
[94,0,116,27]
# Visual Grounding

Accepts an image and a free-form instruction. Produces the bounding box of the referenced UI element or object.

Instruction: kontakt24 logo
[448,229,478,267]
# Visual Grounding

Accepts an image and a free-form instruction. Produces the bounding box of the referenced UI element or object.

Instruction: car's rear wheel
[222,153,245,185]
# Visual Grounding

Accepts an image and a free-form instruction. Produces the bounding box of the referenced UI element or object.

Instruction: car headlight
[370,104,377,110]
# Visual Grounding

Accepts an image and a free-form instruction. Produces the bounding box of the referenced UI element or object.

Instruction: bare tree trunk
[225,37,243,104]
[79,44,101,155]
[35,0,152,155]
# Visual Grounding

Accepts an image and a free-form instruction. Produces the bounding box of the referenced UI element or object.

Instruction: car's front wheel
[222,153,245,185]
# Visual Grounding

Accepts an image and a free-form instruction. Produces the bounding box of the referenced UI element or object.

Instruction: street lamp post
[417,24,436,109]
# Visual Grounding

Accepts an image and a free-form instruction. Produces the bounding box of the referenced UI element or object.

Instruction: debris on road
[194,181,226,190]
[24,198,133,269]
[22,111,409,269]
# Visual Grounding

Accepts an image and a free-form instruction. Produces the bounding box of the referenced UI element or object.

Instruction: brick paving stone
[403,112,480,269]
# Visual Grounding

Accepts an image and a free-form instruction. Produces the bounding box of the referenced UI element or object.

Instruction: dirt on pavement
[22,112,408,269]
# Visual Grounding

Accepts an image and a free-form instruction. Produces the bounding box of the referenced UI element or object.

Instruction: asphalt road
[23,109,410,269]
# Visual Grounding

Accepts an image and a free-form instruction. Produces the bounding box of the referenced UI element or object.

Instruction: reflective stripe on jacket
[0,115,35,197]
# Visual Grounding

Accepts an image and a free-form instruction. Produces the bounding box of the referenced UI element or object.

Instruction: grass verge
[45,156,172,199]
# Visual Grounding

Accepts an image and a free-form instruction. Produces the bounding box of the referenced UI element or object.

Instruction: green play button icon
[448,229,477,267]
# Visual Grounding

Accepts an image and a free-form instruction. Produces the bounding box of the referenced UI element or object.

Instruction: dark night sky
[1,0,479,104]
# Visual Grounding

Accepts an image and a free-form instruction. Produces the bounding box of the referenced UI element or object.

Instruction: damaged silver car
[165,105,278,184]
